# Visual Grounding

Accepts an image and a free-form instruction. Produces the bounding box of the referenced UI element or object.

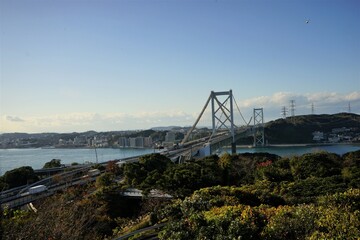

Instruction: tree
[43,159,62,169]
[122,153,173,188]
[255,158,293,182]
[218,153,232,169]
[160,163,205,198]
[106,160,121,175]
[138,153,173,173]
[2,166,39,189]
[342,150,360,187]
[290,152,342,180]
[309,206,360,239]
[159,156,223,198]
[96,173,114,188]
[1,186,111,240]
[261,205,318,239]
[280,176,347,204]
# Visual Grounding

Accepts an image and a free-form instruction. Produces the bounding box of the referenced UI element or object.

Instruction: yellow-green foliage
[218,152,232,169]
[261,205,318,239]
[309,206,360,239]
[317,188,360,211]
[202,205,261,239]
[115,214,151,237]
[159,186,360,240]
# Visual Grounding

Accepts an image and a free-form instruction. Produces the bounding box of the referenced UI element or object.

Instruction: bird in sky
[305,19,310,24]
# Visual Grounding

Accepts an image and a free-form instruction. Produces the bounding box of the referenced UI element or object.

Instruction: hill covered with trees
[264,113,360,144]
[1,150,360,239]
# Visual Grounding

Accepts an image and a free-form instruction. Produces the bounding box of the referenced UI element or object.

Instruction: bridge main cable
[181,93,212,145]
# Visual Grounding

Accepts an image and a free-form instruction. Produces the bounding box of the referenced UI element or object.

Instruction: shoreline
[0,146,155,150]
[1,142,359,150]
[235,142,360,149]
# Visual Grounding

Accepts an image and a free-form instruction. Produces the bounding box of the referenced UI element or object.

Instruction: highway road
[1,174,98,209]
[1,131,233,210]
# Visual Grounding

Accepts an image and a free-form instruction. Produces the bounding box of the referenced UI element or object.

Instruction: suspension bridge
[173,90,265,161]
[1,90,266,209]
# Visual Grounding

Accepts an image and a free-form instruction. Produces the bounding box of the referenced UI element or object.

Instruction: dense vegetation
[0,159,65,190]
[42,158,62,169]
[265,113,360,144]
[0,166,39,190]
[1,150,360,239]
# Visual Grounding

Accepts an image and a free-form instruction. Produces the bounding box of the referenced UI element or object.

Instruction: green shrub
[261,205,318,240]
[2,166,39,189]
[309,206,360,239]
[280,175,347,204]
[317,188,360,211]
[290,152,342,180]
[43,159,62,168]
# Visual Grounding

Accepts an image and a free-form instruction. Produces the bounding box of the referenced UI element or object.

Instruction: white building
[312,131,324,141]
[129,138,137,148]
[144,137,153,147]
[118,137,129,147]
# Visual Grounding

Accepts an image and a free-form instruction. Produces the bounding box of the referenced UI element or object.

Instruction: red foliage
[257,160,272,168]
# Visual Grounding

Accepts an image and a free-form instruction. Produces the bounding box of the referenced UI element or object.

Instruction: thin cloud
[238,91,360,109]
[1,111,196,133]
[1,91,359,133]
[236,91,360,121]
[5,116,25,122]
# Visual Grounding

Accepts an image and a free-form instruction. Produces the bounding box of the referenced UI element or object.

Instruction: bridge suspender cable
[233,96,251,126]
[181,93,212,145]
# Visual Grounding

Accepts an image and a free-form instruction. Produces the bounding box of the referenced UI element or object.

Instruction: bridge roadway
[209,126,254,155]
[168,126,254,160]
[1,130,252,209]
[1,181,171,210]
[1,155,158,209]
[0,173,100,209]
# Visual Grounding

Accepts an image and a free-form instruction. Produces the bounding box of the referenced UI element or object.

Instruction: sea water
[0,148,156,175]
[1,144,359,176]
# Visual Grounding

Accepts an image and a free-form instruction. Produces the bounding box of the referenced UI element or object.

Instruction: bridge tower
[211,90,236,153]
[181,90,236,154]
[253,108,265,147]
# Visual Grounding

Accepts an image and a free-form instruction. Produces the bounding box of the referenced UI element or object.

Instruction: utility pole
[94,146,98,164]
[290,100,295,117]
[289,100,296,123]
[281,106,288,119]
[348,102,351,113]
[311,103,315,115]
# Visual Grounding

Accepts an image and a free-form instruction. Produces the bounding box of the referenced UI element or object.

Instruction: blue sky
[1,0,359,133]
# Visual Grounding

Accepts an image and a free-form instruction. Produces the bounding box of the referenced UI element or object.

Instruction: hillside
[265,113,360,144]
[2,151,360,239]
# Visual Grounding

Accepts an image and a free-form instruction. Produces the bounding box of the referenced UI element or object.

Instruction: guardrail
[113,223,166,240]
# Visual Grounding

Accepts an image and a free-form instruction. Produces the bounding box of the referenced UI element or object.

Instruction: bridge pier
[231,142,236,154]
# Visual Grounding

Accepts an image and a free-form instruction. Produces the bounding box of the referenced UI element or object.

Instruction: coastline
[235,142,360,149]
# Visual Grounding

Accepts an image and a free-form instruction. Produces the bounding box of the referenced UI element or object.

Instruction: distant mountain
[151,126,182,131]
[265,113,360,144]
